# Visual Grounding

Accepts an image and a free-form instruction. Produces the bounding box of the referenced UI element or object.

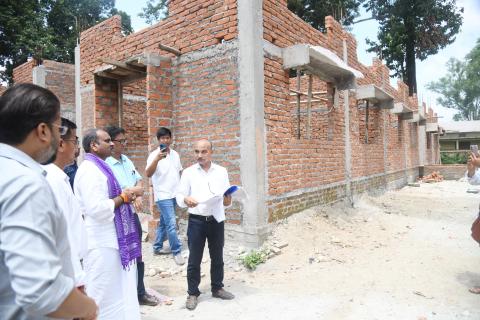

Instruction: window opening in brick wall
[289,70,335,140]
[357,99,378,144]
[426,133,431,149]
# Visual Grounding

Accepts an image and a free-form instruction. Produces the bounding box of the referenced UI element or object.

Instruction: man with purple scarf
[74,128,143,320]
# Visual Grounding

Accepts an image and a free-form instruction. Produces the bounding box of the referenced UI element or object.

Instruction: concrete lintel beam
[283,44,363,90]
[399,111,414,121]
[391,102,413,115]
[137,53,171,67]
[356,84,394,109]
[426,122,439,132]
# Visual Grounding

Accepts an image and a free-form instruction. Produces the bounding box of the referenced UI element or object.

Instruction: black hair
[105,125,125,141]
[82,128,98,153]
[156,127,172,139]
[0,83,60,145]
[61,117,77,139]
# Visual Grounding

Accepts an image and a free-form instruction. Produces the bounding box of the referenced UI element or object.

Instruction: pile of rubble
[418,171,444,183]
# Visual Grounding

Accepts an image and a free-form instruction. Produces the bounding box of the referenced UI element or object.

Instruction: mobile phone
[471,145,479,156]
[159,143,167,151]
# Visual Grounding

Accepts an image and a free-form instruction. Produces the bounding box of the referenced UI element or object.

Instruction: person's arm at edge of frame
[47,288,97,319]
[2,178,97,319]
[467,152,480,183]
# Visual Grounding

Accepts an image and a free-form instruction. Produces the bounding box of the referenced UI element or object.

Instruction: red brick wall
[13,59,75,120]
[43,61,75,119]
[262,0,435,219]
[80,0,238,86]
[13,59,36,84]
[94,76,118,129]
[78,1,441,228]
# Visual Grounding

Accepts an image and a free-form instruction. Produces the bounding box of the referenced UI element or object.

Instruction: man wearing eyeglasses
[105,125,158,307]
[176,139,234,311]
[44,117,88,294]
[0,84,98,319]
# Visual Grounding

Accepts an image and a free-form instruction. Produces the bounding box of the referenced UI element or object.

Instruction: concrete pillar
[145,55,173,241]
[75,44,82,146]
[32,65,46,88]
[342,39,352,204]
[236,0,268,247]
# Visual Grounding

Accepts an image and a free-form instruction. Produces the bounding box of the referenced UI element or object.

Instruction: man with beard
[44,118,88,290]
[0,84,98,319]
[74,128,143,319]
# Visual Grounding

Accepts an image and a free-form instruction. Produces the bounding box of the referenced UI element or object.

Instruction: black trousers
[134,212,146,297]
[187,217,224,296]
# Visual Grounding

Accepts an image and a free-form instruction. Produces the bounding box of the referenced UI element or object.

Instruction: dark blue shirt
[64,160,78,189]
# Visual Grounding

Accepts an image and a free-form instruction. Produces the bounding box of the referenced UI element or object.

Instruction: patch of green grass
[441,152,467,164]
[240,249,268,270]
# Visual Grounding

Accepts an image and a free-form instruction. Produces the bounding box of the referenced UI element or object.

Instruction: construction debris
[418,171,444,183]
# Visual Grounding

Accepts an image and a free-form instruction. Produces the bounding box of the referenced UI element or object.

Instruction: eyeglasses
[64,138,79,146]
[113,139,127,145]
[51,123,69,135]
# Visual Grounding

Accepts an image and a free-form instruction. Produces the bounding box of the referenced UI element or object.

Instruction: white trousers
[84,248,140,320]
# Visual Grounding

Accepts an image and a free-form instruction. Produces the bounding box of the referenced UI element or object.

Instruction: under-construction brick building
[12,0,441,247]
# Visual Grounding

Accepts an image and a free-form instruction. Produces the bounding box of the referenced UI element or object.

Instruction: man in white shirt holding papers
[176,139,234,311]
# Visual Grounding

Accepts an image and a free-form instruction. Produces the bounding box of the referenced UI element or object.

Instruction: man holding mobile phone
[146,127,184,265]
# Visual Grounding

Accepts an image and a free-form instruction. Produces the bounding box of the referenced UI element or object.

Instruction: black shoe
[139,293,158,306]
[212,288,234,300]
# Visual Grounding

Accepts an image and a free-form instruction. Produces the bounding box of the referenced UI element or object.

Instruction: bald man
[176,139,234,310]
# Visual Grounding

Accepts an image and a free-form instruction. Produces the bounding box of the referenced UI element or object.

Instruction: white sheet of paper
[199,195,223,206]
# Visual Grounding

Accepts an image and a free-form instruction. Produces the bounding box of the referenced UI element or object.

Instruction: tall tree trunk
[404,13,417,96]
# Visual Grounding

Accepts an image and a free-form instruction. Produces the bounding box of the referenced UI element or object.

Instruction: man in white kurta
[44,118,87,288]
[75,129,140,320]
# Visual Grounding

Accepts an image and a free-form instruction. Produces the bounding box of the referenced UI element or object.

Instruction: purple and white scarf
[85,153,141,268]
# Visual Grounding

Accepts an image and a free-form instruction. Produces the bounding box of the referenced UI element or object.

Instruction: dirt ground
[140,180,480,320]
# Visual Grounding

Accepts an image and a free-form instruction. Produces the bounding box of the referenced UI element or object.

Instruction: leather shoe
[153,247,171,255]
[138,293,158,306]
[186,295,198,310]
[212,288,234,300]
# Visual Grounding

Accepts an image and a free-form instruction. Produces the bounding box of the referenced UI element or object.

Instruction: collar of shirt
[0,143,46,177]
[43,163,70,184]
[105,154,125,166]
[194,162,217,174]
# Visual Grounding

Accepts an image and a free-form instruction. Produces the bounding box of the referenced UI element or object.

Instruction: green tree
[427,39,480,121]
[139,0,168,25]
[287,0,363,31]
[0,0,132,84]
[364,0,463,96]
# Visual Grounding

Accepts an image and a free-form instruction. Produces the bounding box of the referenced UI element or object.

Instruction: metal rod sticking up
[296,69,301,139]
[307,74,313,139]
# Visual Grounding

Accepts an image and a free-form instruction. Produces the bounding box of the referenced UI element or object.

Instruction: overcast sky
[117,0,480,124]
